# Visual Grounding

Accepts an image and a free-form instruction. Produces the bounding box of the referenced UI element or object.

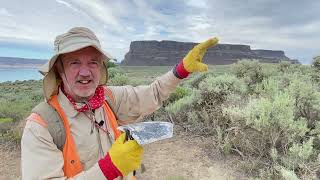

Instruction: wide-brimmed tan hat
[39,27,113,100]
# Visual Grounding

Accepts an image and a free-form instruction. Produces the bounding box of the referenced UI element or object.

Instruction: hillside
[121,40,300,66]
[0,57,46,68]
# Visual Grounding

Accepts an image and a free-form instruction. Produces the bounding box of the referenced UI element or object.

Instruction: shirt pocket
[77,133,99,169]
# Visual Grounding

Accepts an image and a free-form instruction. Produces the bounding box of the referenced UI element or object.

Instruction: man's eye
[89,61,99,65]
[70,61,80,65]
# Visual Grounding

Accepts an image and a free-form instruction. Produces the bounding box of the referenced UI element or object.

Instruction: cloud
[0,0,319,63]
[186,0,207,8]
[0,8,13,17]
[55,0,81,13]
[199,0,320,62]
[69,0,122,29]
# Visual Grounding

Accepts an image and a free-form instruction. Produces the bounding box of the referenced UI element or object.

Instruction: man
[21,27,218,180]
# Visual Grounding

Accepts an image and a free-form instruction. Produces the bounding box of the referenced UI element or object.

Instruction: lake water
[0,69,42,82]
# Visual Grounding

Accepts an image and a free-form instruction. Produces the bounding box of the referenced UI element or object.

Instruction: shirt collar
[57,88,80,118]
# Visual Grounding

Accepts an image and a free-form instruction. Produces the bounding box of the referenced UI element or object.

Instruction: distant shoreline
[0,65,42,69]
[0,68,42,83]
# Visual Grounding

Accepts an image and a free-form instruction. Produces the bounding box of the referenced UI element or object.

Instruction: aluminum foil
[117,121,174,145]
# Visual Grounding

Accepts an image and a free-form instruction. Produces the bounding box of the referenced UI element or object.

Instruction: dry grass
[0,140,21,180]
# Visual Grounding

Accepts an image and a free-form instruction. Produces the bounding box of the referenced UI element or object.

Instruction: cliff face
[121,40,299,65]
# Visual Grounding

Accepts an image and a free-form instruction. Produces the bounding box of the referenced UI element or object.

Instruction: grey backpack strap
[105,94,121,121]
[32,102,66,151]
[105,87,119,119]
[105,95,115,112]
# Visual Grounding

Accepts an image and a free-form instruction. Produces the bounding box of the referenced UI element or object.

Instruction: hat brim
[41,43,112,101]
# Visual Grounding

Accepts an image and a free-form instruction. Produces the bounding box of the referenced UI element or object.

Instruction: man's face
[59,46,103,102]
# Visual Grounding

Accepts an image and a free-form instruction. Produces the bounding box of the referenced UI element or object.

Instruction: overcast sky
[0,0,319,64]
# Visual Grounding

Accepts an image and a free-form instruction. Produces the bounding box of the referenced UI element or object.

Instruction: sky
[0,0,319,64]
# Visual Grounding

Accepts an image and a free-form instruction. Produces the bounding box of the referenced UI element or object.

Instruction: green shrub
[198,74,247,97]
[167,74,247,136]
[255,77,281,97]
[166,86,191,105]
[0,80,42,141]
[0,117,13,123]
[278,166,300,180]
[108,71,129,86]
[311,55,320,82]
[166,90,200,116]
[107,61,117,68]
[156,63,319,178]
[312,55,320,71]
[229,93,290,155]
[144,86,192,122]
[278,61,291,73]
[286,74,320,128]
[0,98,35,122]
[180,73,211,88]
[231,60,267,92]
[282,138,314,168]
[223,70,320,178]
[0,121,12,134]
[246,92,308,145]
[224,91,313,178]
[108,67,122,79]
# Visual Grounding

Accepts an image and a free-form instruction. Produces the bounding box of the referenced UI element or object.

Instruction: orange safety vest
[27,94,122,178]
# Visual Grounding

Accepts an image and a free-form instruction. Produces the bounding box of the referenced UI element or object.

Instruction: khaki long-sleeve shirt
[21,71,181,180]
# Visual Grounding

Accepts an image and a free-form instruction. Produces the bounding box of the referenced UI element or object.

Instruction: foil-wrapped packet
[117,121,174,145]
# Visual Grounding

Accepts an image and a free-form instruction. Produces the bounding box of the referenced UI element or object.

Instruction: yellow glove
[183,37,219,72]
[109,133,143,176]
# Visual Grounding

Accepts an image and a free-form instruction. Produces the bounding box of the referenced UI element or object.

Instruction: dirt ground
[0,126,248,180]
[0,141,21,180]
[137,126,248,180]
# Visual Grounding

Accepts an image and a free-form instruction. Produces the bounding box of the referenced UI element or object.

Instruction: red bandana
[63,86,105,112]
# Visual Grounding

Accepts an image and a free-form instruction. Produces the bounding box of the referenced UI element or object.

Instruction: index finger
[197,37,219,50]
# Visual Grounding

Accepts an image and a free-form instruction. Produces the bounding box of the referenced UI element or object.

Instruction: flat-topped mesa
[121,40,299,66]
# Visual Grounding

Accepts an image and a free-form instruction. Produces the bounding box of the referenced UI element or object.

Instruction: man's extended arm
[108,37,219,124]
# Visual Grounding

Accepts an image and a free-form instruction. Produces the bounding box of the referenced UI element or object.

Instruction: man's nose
[79,66,91,77]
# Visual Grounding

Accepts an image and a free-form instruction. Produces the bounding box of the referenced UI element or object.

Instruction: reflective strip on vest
[26,113,48,128]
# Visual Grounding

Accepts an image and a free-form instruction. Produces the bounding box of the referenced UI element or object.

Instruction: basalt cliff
[121,40,299,65]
